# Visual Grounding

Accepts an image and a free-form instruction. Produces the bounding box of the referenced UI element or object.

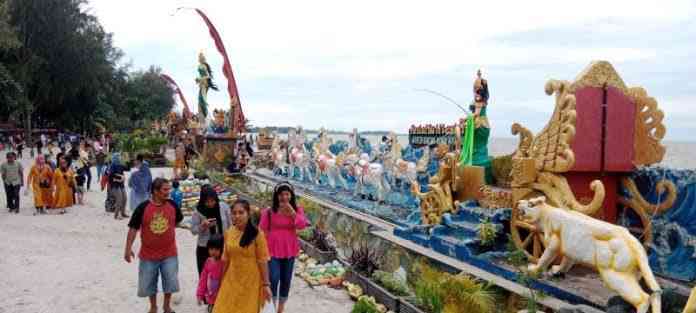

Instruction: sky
[88,0,696,141]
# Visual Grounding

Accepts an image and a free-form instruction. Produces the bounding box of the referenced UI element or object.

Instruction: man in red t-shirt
[124,178,183,313]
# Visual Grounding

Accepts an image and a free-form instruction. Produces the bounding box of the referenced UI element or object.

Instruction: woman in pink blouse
[258,182,309,313]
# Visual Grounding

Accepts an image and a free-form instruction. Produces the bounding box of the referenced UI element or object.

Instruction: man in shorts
[124,178,184,313]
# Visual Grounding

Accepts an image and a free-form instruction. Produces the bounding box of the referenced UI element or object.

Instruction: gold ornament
[149,212,169,235]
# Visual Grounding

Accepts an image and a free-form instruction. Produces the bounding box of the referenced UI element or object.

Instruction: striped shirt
[0,162,23,186]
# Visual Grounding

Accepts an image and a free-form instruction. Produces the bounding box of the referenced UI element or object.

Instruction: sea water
[254,133,696,169]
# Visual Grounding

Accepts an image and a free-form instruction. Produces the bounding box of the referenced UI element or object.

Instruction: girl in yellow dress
[52,156,76,213]
[27,155,54,215]
[213,199,272,313]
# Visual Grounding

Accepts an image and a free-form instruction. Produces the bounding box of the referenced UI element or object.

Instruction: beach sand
[0,153,353,313]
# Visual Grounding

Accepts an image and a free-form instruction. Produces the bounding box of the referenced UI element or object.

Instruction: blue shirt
[170,188,183,210]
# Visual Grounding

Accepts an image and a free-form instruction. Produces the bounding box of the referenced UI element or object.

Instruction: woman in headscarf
[105,152,128,219]
[52,156,76,214]
[128,154,152,213]
[27,155,54,215]
[189,184,231,275]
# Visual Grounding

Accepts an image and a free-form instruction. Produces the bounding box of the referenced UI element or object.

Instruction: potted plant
[345,241,383,294]
[299,227,338,264]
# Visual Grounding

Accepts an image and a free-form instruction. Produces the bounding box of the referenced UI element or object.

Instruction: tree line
[0,0,175,138]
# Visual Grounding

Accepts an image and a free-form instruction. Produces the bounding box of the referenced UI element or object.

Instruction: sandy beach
[0,153,353,313]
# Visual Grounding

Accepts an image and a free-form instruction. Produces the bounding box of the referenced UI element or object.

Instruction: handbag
[260,301,277,313]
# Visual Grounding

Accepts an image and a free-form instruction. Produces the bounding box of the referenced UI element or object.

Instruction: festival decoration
[247,61,691,312]
[188,8,246,137]
[160,73,192,119]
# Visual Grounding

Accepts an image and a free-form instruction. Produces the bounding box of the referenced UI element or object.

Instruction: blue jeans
[269,257,295,303]
[96,164,105,180]
[137,256,180,297]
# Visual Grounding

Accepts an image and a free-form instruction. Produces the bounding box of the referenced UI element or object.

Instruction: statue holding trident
[195,51,218,122]
[456,69,493,184]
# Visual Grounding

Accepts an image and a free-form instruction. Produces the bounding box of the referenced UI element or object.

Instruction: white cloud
[87,0,696,140]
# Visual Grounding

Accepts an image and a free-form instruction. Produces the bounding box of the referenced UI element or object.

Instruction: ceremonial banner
[193,9,246,135]
[160,74,192,119]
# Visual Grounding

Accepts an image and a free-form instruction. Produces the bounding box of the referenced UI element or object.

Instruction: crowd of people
[4,132,306,313]
[124,180,308,313]
[1,133,113,215]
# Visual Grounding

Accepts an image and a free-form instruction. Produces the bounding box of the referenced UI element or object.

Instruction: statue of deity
[195,52,218,122]
[474,69,489,104]
[457,69,493,183]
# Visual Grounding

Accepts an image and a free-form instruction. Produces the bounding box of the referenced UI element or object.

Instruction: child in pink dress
[197,234,225,313]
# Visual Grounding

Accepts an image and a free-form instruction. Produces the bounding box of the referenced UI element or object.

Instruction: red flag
[160,74,192,119]
[193,9,246,135]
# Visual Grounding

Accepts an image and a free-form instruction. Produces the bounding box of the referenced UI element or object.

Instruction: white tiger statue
[518,197,661,313]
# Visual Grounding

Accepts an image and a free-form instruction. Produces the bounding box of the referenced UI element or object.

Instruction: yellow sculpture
[411,144,457,225]
[684,288,696,313]
[628,87,666,166]
[519,197,661,313]
[510,79,606,260]
[617,177,676,246]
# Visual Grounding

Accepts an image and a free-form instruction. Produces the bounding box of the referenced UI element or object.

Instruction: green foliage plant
[478,217,498,246]
[411,261,498,313]
[505,235,528,268]
[516,271,541,313]
[351,296,379,313]
[371,270,410,296]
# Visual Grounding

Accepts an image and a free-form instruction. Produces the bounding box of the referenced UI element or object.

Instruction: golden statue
[411,144,457,225]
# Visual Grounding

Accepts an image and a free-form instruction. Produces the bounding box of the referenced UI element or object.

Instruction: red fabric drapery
[194,9,246,135]
[160,74,192,120]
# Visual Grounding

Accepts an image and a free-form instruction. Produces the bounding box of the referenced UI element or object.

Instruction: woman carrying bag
[258,182,309,313]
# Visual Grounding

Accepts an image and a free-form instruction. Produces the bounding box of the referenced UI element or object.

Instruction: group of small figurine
[270,128,430,203]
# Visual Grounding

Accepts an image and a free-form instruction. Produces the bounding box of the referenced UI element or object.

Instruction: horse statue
[312,128,349,189]
[393,149,430,184]
[347,153,391,203]
[287,127,312,181]
[270,132,287,175]
[380,132,430,187]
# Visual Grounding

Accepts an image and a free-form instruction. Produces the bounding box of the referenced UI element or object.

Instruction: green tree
[1,0,176,135]
[0,0,22,119]
[119,66,175,129]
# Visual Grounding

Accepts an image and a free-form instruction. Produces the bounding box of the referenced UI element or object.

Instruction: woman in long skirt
[213,200,272,313]
[27,155,54,215]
